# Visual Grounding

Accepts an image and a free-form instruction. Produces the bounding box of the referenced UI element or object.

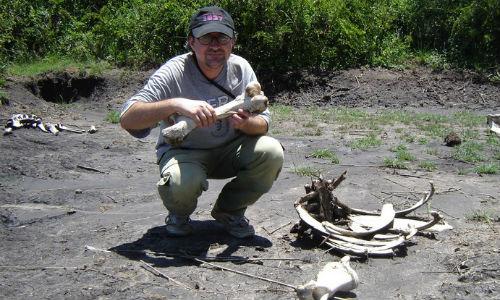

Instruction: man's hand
[228,109,251,129]
[229,108,268,135]
[172,98,217,128]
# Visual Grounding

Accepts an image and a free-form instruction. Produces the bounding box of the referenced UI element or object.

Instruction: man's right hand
[172,98,217,128]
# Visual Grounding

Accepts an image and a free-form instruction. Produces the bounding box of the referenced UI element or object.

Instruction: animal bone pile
[4,113,87,135]
[292,171,453,257]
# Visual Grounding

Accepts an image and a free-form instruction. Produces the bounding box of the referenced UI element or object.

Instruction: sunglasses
[197,34,232,45]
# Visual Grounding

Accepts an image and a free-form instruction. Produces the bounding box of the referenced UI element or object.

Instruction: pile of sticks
[293,171,452,257]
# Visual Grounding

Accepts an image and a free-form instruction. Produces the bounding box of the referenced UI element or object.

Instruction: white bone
[487,114,500,136]
[350,211,452,233]
[297,256,359,300]
[322,204,395,237]
[162,81,268,145]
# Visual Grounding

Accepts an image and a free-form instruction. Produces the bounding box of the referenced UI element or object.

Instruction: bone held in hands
[162,81,268,145]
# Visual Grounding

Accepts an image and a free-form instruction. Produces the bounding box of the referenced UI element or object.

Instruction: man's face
[189,32,234,72]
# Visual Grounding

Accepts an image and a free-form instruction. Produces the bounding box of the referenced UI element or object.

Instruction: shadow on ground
[110,220,273,268]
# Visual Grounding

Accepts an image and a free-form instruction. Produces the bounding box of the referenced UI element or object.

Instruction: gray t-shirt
[121,52,270,162]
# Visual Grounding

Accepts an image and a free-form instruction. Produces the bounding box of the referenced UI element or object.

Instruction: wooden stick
[0,265,78,270]
[86,245,306,263]
[140,260,191,290]
[76,164,106,173]
[268,221,293,234]
[192,257,297,290]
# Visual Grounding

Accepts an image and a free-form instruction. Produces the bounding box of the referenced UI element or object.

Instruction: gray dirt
[1,66,499,299]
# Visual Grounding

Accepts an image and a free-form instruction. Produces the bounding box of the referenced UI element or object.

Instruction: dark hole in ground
[26,72,104,103]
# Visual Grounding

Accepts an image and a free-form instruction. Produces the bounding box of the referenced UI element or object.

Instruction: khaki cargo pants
[157,135,284,217]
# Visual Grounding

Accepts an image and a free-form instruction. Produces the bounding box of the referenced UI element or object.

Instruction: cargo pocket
[157,172,171,199]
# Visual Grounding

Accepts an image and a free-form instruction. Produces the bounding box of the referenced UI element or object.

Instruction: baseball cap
[189,6,235,38]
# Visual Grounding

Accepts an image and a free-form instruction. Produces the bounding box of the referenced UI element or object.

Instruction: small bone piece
[296,256,359,300]
[487,113,500,136]
[55,124,85,134]
[162,81,268,145]
[45,123,59,135]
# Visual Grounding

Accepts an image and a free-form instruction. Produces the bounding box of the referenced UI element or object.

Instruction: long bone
[334,182,435,216]
[162,81,268,145]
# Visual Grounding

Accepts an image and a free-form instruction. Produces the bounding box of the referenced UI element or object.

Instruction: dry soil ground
[0,66,499,299]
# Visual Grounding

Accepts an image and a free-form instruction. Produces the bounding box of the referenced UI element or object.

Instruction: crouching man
[120,6,283,238]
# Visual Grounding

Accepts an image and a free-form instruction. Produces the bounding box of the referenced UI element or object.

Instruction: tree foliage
[0,0,498,73]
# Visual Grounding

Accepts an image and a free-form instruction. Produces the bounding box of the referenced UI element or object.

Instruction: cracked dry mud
[1,67,499,299]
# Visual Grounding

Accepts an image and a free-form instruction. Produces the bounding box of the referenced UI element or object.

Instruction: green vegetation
[385,144,415,169]
[292,166,322,177]
[350,133,382,150]
[467,209,495,225]
[105,110,121,124]
[418,161,437,172]
[271,104,498,174]
[309,149,340,164]
[474,163,499,174]
[1,0,499,75]
[7,56,111,77]
[0,90,8,105]
[452,141,484,163]
[383,157,408,169]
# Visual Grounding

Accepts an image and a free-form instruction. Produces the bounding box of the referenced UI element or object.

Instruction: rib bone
[350,211,452,233]
[322,204,395,238]
[162,81,268,145]
[335,182,435,216]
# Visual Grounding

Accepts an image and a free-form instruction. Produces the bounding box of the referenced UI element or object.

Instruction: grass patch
[418,137,429,145]
[0,90,8,105]
[292,166,322,177]
[453,111,485,127]
[474,163,499,174]
[309,149,340,164]
[350,133,382,150]
[383,157,408,169]
[426,148,439,156]
[105,110,121,124]
[486,133,500,146]
[467,209,495,225]
[417,123,449,138]
[390,144,407,152]
[396,149,416,161]
[418,161,437,171]
[7,56,111,77]
[452,141,484,163]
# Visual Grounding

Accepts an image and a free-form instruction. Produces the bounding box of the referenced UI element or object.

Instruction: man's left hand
[229,109,251,129]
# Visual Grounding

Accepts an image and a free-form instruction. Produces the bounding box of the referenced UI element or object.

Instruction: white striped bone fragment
[162,81,268,145]
[296,256,359,300]
[349,211,452,233]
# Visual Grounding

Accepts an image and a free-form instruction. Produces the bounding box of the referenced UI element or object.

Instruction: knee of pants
[157,163,208,215]
[255,136,284,171]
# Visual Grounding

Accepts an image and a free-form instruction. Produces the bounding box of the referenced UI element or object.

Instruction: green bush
[1,0,499,73]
